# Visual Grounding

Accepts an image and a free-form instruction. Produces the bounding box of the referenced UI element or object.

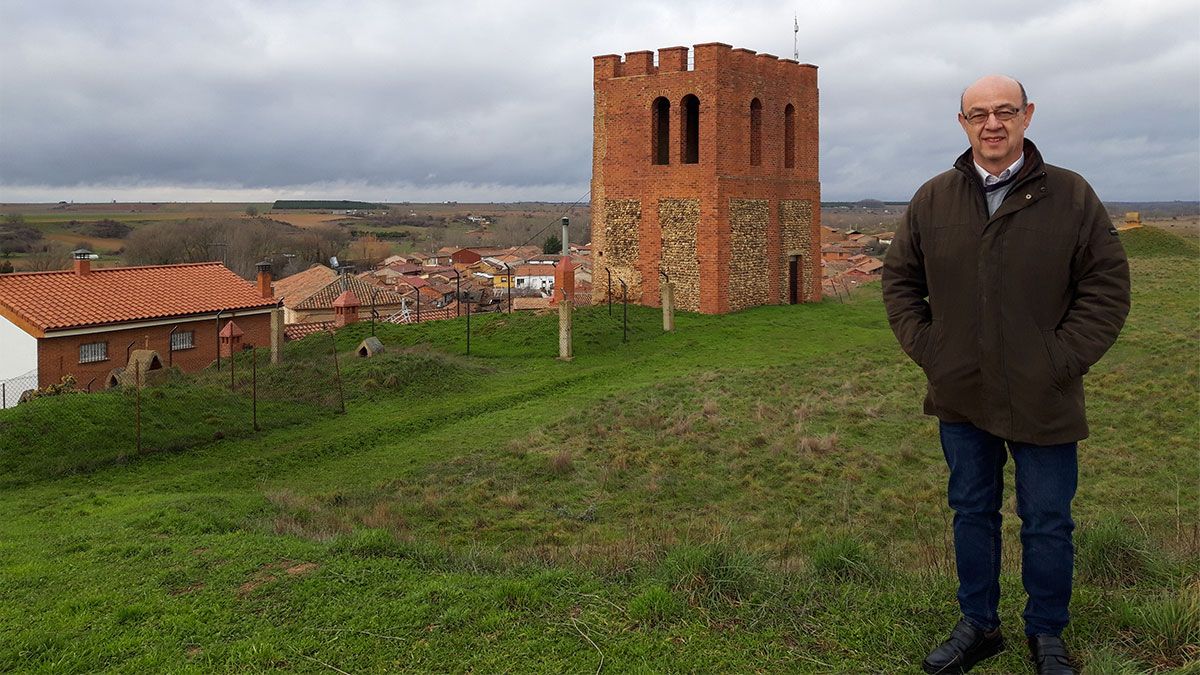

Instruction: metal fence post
[215,309,225,370]
[330,331,345,414]
[620,279,628,343]
[504,262,512,313]
[135,362,142,455]
[607,269,612,316]
[454,269,461,318]
[252,347,259,431]
[167,324,179,368]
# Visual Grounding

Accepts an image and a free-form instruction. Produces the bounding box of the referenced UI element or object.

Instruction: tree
[0,260,13,274]
[24,242,72,271]
[543,234,562,254]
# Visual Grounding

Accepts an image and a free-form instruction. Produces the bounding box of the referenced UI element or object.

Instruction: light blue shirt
[975,154,1025,216]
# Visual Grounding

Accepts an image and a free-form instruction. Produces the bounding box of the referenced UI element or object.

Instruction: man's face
[958,77,1034,175]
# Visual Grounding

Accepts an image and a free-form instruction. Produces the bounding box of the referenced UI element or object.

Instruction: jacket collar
[954,139,1045,190]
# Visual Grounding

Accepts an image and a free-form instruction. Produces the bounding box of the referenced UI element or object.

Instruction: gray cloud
[1,0,1197,201]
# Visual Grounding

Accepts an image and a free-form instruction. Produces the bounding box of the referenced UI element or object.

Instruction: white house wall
[0,315,37,381]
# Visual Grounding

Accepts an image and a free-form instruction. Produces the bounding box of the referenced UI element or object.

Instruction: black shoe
[1028,634,1077,675]
[921,617,1005,674]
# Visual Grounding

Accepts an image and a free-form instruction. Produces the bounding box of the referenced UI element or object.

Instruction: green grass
[0,227,1196,672]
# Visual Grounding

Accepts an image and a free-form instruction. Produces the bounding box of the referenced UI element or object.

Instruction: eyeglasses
[962,107,1024,126]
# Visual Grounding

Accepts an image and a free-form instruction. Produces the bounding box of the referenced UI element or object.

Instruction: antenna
[793,13,799,61]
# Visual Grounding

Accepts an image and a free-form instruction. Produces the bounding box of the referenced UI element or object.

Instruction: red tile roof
[0,262,277,337]
[295,276,409,310]
[273,264,337,309]
[284,321,334,341]
[515,264,556,276]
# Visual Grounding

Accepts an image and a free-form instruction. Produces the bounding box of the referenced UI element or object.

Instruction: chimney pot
[72,248,92,276]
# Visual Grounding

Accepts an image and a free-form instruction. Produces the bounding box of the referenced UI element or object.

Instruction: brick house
[0,252,280,390]
[591,42,821,313]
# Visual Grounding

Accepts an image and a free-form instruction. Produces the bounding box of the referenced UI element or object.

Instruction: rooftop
[0,262,277,337]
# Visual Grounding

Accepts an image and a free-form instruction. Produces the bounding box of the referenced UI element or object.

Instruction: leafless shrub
[548,450,574,476]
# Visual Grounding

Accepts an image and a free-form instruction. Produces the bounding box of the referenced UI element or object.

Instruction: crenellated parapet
[594,43,818,85]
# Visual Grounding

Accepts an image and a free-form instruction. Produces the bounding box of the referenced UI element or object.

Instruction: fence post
[2,383,5,410]
[607,269,612,316]
[620,279,628,343]
[252,347,259,431]
[330,331,345,414]
[466,299,471,355]
[230,344,236,391]
[135,362,142,455]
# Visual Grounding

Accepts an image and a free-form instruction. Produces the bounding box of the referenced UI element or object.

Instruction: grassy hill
[0,227,1196,672]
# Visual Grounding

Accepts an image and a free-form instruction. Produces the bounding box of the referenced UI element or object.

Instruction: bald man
[883,76,1130,675]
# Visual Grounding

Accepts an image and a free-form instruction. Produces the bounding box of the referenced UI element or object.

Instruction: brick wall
[591,42,820,314]
[37,312,273,389]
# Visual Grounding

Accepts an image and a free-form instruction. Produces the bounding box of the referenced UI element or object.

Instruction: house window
[784,103,796,168]
[170,330,195,351]
[79,342,107,364]
[681,94,700,164]
[749,98,762,166]
[651,97,670,165]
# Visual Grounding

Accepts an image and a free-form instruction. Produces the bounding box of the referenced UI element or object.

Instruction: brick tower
[591,43,820,314]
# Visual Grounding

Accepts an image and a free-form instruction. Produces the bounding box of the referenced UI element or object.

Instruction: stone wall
[729,198,768,311]
[658,199,700,312]
[601,199,643,301]
[780,199,816,301]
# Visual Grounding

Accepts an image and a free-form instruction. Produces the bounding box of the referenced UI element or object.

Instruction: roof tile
[0,262,277,334]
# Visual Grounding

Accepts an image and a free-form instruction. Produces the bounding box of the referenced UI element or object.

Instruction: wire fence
[0,369,38,410]
[0,295,635,486]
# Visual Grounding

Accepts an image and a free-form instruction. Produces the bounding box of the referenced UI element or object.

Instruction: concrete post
[270,307,284,364]
[558,300,573,361]
[662,281,675,332]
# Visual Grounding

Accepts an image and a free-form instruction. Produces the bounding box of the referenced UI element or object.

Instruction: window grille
[170,331,194,351]
[79,342,107,364]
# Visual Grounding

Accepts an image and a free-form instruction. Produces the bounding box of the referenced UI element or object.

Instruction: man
[882,75,1130,675]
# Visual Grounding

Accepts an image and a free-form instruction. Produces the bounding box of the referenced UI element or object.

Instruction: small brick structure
[591,42,821,313]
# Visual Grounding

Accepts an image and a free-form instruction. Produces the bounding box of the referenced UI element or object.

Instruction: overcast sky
[1,0,1197,203]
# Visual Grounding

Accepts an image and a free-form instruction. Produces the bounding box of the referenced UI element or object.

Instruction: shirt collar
[974,153,1025,185]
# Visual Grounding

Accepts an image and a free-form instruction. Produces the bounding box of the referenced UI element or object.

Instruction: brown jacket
[882,140,1130,444]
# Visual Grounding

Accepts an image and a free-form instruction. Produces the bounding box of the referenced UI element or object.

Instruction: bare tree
[24,242,72,271]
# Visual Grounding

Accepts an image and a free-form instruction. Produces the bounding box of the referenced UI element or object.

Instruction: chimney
[72,249,92,276]
[256,260,273,298]
[332,290,361,327]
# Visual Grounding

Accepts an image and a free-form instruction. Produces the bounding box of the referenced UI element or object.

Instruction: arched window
[749,98,763,166]
[681,94,700,164]
[651,97,670,165]
[784,104,796,168]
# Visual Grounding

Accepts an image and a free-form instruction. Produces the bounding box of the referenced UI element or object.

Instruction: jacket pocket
[918,321,943,372]
[1040,329,1073,391]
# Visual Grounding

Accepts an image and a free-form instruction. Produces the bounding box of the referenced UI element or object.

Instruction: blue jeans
[939,421,1077,637]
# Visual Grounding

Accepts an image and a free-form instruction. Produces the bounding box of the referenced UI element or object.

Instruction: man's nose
[984,113,1004,130]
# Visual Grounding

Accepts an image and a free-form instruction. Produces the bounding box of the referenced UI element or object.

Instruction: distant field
[264,212,349,228]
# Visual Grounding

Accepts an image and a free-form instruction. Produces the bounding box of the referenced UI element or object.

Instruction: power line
[515,190,591,252]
